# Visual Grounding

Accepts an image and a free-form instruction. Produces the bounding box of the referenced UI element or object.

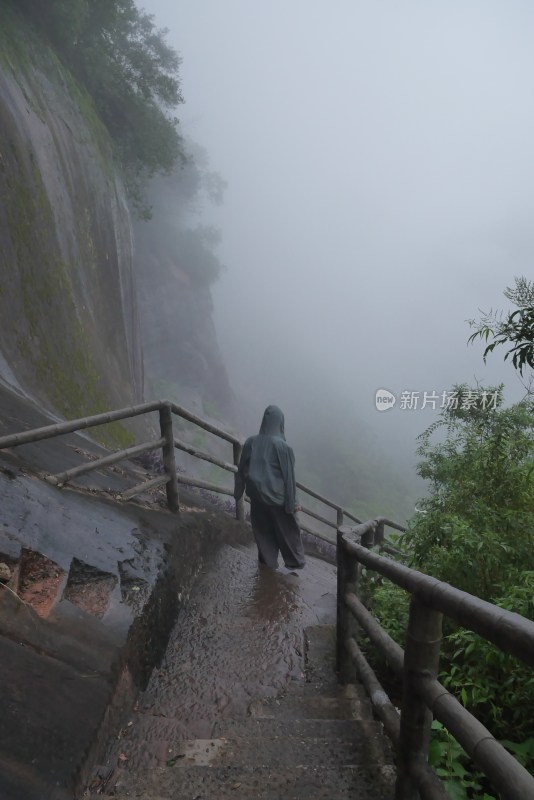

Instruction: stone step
[106,691,378,771]
[285,678,363,698]
[109,764,395,799]
[304,624,337,685]
[84,564,397,800]
[276,684,373,721]
[305,624,336,651]
[281,681,366,701]
[304,625,336,671]
[159,728,391,769]
[250,683,372,721]
[212,717,364,740]
[249,694,364,720]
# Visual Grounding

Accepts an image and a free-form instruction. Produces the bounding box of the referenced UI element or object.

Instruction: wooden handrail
[169,401,240,445]
[341,527,534,666]
[337,523,534,800]
[47,437,166,486]
[173,437,237,473]
[0,399,393,537]
[0,400,163,449]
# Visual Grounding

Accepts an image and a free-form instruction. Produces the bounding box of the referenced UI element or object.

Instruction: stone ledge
[0,468,250,800]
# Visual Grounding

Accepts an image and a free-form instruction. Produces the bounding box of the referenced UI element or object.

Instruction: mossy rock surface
[0,5,143,443]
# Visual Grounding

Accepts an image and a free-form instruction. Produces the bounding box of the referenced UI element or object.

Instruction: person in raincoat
[234,405,305,571]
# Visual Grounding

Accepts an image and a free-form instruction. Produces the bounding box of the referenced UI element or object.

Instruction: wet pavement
[97,542,338,779]
[91,549,396,800]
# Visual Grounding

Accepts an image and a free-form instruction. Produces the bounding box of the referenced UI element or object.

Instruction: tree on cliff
[135,141,227,287]
[12,0,183,210]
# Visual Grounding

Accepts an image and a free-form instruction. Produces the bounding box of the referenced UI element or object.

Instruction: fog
[140,0,533,517]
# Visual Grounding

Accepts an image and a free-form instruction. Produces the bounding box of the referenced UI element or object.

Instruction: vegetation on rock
[10,0,184,213]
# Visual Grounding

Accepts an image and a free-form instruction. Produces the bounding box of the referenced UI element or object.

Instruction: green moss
[1,127,126,447]
[0,5,34,75]
[33,325,135,448]
[0,8,137,449]
[61,68,113,164]
[0,3,113,169]
[0,7,48,121]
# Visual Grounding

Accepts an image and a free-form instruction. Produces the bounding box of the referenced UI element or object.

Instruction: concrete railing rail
[0,400,401,548]
[337,521,534,800]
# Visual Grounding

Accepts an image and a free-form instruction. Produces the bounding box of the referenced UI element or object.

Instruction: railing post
[375,518,385,546]
[233,442,245,522]
[336,526,359,683]
[361,522,375,549]
[159,403,180,514]
[395,596,443,800]
[337,508,344,527]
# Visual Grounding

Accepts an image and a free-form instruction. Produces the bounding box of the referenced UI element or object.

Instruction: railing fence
[2,400,533,799]
[337,521,534,800]
[0,399,392,545]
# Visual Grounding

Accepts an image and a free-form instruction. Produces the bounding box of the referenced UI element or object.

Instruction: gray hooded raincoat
[235,406,305,570]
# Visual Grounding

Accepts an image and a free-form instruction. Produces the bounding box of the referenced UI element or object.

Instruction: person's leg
[272,507,306,569]
[250,500,280,569]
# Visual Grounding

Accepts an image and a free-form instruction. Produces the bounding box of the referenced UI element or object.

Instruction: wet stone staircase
[93,607,395,799]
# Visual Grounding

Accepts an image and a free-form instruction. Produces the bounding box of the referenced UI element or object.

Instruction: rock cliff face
[135,252,235,423]
[0,9,143,427]
[0,8,234,438]
[133,173,236,425]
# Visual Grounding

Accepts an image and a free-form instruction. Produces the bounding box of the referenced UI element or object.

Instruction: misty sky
[141,0,533,480]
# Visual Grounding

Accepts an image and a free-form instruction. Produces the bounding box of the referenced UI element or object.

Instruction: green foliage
[13,0,89,45]
[408,386,534,600]
[366,386,534,791]
[429,721,494,800]
[360,276,534,791]
[441,574,534,741]
[10,0,184,207]
[407,389,534,742]
[428,719,534,799]
[363,573,408,647]
[468,277,534,377]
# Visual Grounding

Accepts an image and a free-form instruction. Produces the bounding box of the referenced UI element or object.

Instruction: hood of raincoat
[259,405,285,439]
[234,405,297,512]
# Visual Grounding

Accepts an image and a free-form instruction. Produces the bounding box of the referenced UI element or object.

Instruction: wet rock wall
[0,6,143,432]
[133,171,236,425]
